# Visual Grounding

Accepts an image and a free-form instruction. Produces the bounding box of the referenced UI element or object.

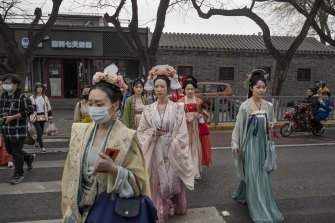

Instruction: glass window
[219,67,234,80]
[297,68,311,81]
[48,59,62,97]
[178,66,193,76]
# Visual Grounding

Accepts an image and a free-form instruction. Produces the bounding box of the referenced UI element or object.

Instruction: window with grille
[219,67,234,80]
[297,68,311,81]
[178,66,193,76]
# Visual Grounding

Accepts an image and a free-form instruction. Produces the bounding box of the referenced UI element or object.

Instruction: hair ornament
[145,65,181,90]
[244,68,269,88]
[92,63,127,92]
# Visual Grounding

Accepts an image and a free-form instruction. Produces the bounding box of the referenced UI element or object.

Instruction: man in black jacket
[0,74,35,185]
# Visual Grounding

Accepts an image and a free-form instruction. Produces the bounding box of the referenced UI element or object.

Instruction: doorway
[63,59,78,98]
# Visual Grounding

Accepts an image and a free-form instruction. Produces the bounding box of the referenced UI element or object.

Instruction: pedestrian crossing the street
[0,137,225,223]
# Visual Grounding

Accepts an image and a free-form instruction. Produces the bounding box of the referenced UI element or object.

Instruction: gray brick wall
[156,49,335,96]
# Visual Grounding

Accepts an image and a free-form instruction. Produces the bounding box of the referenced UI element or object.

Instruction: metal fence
[199,95,335,125]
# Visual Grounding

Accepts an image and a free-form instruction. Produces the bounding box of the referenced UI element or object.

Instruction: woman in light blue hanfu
[231,69,284,223]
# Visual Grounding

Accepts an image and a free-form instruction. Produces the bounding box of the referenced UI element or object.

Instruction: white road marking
[0,181,61,195]
[212,142,335,150]
[0,160,65,170]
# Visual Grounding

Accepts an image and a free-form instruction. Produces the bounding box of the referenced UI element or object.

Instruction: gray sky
[18,0,263,35]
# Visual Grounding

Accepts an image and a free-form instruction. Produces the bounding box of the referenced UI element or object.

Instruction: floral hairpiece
[148,65,177,80]
[92,71,127,91]
[145,65,181,90]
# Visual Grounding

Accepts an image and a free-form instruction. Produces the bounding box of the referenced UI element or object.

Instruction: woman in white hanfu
[137,65,194,223]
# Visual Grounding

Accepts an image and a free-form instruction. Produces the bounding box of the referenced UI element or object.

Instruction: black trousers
[33,121,45,148]
[4,138,30,176]
[313,113,324,130]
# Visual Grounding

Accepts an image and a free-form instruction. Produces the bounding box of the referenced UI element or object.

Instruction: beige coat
[29,95,52,122]
[61,121,150,223]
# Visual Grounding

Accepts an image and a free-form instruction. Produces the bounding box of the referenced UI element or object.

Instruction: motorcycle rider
[303,88,324,132]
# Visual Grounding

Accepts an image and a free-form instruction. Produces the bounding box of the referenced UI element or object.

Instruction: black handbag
[86,174,157,223]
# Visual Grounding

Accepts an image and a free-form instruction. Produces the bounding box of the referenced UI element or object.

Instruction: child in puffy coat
[318,91,334,120]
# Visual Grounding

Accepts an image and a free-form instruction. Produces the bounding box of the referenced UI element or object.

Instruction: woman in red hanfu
[178,79,206,179]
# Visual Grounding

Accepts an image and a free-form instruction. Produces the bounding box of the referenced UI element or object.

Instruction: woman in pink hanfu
[137,65,195,223]
[178,79,203,179]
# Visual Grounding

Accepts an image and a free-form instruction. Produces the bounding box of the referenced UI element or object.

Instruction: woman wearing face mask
[0,73,34,185]
[231,70,284,223]
[61,72,150,223]
[137,65,194,223]
[30,83,53,153]
[74,85,92,123]
[122,79,149,130]
[178,79,203,179]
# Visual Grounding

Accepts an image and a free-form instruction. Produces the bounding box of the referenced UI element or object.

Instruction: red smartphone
[104,147,120,161]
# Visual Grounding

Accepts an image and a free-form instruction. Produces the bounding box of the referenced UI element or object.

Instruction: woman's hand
[232,148,241,156]
[196,113,203,119]
[95,153,119,176]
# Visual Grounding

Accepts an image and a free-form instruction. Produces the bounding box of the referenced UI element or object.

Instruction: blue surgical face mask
[88,106,112,124]
[3,84,13,92]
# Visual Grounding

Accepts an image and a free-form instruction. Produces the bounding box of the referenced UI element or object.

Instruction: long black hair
[247,70,267,98]
[131,78,144,96]
[182,79,197,89]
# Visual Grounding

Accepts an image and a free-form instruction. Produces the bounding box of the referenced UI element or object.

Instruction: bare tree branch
[277,0,335,46]
[24,0,63,60]
[0,0,63,81]
[191,0,281,59]
[191,0,322,95]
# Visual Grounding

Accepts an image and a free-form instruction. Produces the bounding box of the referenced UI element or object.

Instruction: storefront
[8,24,147,98]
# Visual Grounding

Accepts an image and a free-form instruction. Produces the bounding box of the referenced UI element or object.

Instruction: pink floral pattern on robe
[137,100,194,223]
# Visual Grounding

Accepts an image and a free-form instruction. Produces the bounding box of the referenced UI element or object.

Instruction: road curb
[209,121,335,130]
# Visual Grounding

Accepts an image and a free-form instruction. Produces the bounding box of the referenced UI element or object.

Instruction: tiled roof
[55,13,103,18]
[159,32,335,55]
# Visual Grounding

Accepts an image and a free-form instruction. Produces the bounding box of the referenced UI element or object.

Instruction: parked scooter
[280,104,325,137]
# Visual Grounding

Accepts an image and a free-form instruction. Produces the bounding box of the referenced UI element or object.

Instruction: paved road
[0,130,335,223]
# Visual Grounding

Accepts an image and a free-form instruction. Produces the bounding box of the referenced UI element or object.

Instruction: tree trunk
[140,50,157,75]
[272,58,290,96]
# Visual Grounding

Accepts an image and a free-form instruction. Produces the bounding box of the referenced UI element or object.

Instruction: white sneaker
[41,147,47,153]
[8,161,14,168]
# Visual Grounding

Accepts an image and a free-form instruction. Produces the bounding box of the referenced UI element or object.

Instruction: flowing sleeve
[107,136,150,198]
[231,104,246,180]
[61,153,71,216]
[73,102,81,123]
[136,106,156,173]
[168,106,194,190]
[231,104,244,149]
[118,137,150,196]
[121,97,132,128]
[267,102,276,125]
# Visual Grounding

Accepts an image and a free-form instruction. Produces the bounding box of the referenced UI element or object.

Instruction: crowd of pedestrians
[1,65,333,222]
[59,64,287,223]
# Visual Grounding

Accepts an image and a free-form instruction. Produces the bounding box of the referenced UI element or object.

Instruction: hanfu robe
[231,99,284,223]
[137,100,194,223]
[122,95,149,130]
[61,120,150,223]
[178,96,203,178]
